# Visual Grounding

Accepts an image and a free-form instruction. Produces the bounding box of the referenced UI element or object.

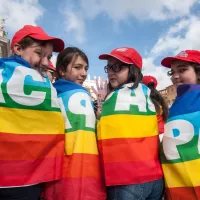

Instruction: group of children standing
[0,24,200,200]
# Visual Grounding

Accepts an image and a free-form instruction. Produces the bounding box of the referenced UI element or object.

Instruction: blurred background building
[0,18,10,58]
[159,85,176,107]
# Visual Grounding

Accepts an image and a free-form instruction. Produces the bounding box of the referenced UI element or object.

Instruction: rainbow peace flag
[97,83,162,186]
[160,84,200,200]
[44,79,106,200]
[0,57,65,187]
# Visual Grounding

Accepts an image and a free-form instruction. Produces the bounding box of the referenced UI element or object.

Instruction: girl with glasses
[97,47,164,200]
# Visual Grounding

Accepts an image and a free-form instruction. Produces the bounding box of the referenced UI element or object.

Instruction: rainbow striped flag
[0,57,65,187]
[97,83,162,186]
[160,84,200,200]
[44,79,106,200]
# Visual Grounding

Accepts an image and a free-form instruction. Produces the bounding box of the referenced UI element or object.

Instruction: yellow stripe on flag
[162,158,200,188]
[65,130,98,155]
[0,107,64,134]
[98,114,158,139]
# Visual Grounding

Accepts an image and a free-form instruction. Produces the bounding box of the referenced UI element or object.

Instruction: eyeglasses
[104,63,130,73]
[167,70,174,76]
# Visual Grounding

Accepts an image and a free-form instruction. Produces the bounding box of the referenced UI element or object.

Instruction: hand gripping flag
[0,57,65,187]
[160,84,200,200]
[44,79,106,200]
[97,83,162,186]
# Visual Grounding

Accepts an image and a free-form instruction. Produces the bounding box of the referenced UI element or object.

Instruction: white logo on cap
[177,51,188,57]
[115,48,127,52]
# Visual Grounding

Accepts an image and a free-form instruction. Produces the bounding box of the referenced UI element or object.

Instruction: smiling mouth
[77,80,85,85]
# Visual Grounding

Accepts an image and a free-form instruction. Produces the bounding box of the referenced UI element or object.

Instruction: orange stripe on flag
[63,153,103,179]
[165,186,200,200]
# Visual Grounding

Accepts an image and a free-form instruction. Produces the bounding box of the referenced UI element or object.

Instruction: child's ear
[13,43,23,56]
[59,68,65,76]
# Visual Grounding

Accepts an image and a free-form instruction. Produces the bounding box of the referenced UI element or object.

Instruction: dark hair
[192,63,200,83]
[56,47,89,79]
[17,36,48,50]
[147,82,168,122]
[107,64,143,94]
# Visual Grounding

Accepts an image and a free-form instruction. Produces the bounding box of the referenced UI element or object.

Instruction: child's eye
[74,66,81,70]
[179,68,186,73]
[36,51,42,56]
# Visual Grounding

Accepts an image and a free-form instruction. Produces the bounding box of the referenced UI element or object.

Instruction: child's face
[16,42,53,70]
[170,60,199,87]
[61,55,88,85]
[106,57,129,89]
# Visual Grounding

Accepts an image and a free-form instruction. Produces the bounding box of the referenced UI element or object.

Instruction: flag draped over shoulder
[97,83,162,186]
[0,57,65,187]
[44,79,106,200]
[160,84,200,200]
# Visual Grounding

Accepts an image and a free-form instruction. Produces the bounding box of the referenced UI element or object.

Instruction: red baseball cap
[161,50,200,68]
[142,75,158,88]
[49,61,56,71]
[11,25,64,52]
[99,47,142,69]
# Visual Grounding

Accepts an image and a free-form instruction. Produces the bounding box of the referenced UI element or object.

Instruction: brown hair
[147,82,168,122]
[15,36,49,50]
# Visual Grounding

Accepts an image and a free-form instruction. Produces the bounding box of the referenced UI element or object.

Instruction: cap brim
[31,35,64,52]
[47,37,64,52]
[161,56,195,68]
[99,53,133,64]
[161,57,176,68]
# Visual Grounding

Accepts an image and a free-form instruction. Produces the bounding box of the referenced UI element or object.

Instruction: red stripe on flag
[97,136,162,185]
[0,157,63,186]
[98,136,159,162]
[0,133,64,160]
[104,160,162,186]
[44,177,106,200]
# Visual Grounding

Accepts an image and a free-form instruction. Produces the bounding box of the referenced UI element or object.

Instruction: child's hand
[91,76,108,101]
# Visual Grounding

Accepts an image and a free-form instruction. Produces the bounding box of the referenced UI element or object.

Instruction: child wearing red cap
[0,25,65,200]
[160,50,200,200]
[45,61,56,82]
[142,75,168,136]
[97,47,164,200]
[44,47,106,200]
